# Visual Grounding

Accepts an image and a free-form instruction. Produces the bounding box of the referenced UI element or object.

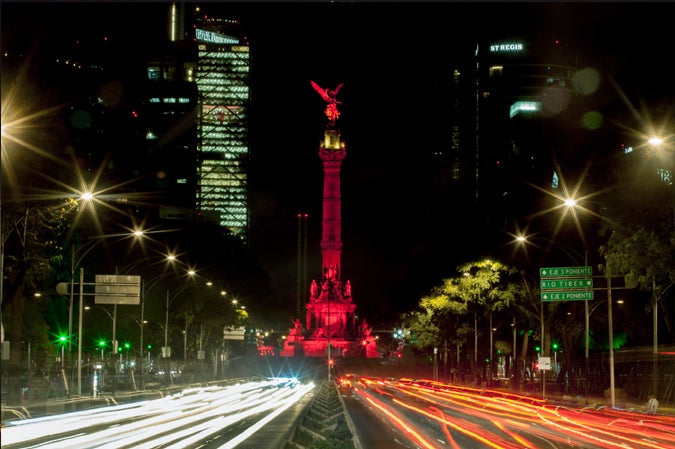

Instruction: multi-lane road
[2,378,315,449]
[4,375,675,449]
[339,375,675,449]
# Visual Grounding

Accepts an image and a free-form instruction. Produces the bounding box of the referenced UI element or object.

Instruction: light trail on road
[340,375,675,449]
[2,378,315,449]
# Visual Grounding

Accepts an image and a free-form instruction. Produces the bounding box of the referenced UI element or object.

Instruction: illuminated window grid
[196,44,250,241]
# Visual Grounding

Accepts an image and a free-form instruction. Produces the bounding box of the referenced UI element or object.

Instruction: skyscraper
[475,38,578,226]
[438,36,579,239]
[194,14,250,241]
[142,41,198,222]
[141,4,251,240]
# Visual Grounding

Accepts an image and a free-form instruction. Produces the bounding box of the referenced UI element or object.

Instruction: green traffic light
[98,340,107,348]
[535,346,541,352]
[58,335,68,345]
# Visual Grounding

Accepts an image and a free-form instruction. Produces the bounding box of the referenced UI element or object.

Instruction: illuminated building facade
[476,38,577,226]
[138,5,251,239]
[440,37,578,235]
[194,16,250,241]
[142,43,199,221]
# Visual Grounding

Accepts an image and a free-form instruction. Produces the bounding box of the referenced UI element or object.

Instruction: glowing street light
[648,136,664,146]
[563,198,577,207]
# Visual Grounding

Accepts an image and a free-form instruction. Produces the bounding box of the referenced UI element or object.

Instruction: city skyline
[2,1,674,326]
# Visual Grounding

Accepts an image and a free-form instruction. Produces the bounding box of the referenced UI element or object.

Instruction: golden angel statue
[311,81,344,124]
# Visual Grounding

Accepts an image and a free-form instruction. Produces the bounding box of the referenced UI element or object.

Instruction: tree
[601,228,674,341]
[410,259,526,383]
[456,260,523,382]
[1,198,78,403]
[599,147,675,343]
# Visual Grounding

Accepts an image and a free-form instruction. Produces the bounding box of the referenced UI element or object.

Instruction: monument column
[279,81,377,358]
[319,132,345,278]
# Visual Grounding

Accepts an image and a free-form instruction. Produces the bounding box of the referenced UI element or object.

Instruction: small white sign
[538,356,552,370]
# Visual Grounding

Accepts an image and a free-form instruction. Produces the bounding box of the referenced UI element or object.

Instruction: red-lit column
[319,141,345,280]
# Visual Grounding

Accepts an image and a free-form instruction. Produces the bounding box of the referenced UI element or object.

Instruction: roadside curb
[334,380,364,449]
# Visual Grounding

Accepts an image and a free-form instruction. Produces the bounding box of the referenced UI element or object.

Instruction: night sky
[2,2,674,328]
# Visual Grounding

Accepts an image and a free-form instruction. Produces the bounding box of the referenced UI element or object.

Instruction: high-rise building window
[148,66,160,80]
[489,65,503,77]
[163,65,177,81]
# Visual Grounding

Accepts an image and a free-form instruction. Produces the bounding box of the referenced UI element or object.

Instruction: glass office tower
[194,17,250,241]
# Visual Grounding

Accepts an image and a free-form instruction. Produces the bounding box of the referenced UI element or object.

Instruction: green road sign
[541,291,594,301]
[540,266,592,278]
[540,279,593,290]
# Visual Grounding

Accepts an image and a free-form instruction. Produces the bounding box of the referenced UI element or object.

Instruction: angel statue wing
[333,82,344,96]
[311,81,344,103]
[311,80,331,103]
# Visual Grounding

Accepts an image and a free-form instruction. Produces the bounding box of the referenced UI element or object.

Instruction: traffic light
[97,340,107,349]
[123,342,131,351]
[535,345,541,353]
[552,343,559,351]
[58,335,68,346]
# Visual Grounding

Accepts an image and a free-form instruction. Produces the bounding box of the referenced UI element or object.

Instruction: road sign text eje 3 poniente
[539,266,593,302]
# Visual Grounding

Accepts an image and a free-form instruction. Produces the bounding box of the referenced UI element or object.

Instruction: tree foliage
[404,259,529,379]
[599,151,675,340]
[1,198,78,403]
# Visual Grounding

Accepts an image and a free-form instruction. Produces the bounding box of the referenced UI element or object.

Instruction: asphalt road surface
[337,375,675,449]
[2,378,315,449]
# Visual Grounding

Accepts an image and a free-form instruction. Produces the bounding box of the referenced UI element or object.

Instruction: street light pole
[183,315,190,361]
[164,289,170,357]
[69,246,75,353]
[77,267,83,396]
[516,235,589,355]
[140,286,145,360]
[68,235,109,390]
[607,275,616,408]
[541,299,545,400]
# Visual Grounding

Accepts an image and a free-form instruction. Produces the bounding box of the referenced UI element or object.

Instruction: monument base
[280,337,378,358]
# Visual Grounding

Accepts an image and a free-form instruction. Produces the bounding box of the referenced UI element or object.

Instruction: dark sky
[2,1,674,327]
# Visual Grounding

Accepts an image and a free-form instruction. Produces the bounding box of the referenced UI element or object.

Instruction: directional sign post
[540,266,592,278]
[95,275,141,305]
[541,279,593,290]
[541,291,594,301]
[539,266,593,302]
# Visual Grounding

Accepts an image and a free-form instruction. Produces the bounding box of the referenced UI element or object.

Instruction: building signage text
[195,28,239,45]
[490,42,524,53]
